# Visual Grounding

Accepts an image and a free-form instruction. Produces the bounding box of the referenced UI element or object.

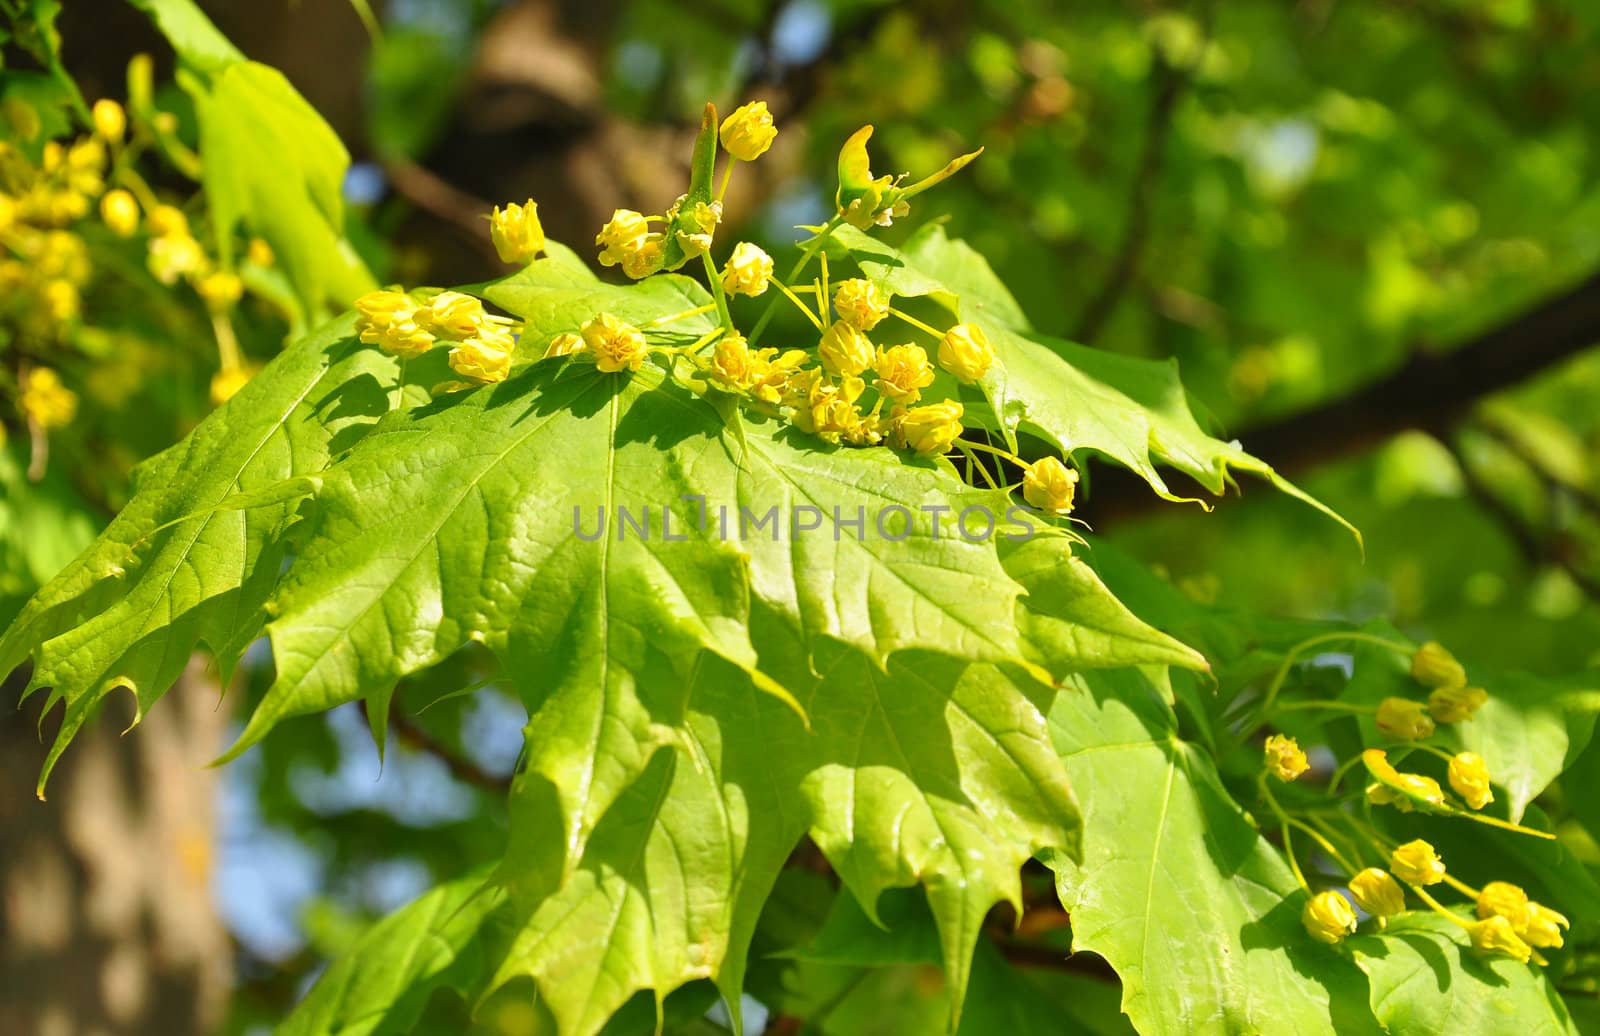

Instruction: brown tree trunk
[1,658,233,1036]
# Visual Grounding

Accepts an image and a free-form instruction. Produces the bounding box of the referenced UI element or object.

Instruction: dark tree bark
[1,660,232,1036]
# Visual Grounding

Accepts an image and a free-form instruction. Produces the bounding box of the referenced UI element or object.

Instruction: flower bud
[100,189,139,237]
[355,290,417,330]
[146,233,206,285]
[1301,890,1357,944]
[360,320,435,360]
[544,332,585,359]
[1375,697,1435,741]
[449,326,515,383]
[146,204,189,238]
[1470,916,1532,963]
[92,98,126,143]
[670,196,721,258]
[210,365,257,406]
[1023,456,1079,516]
[1427,685,1487,724]
[1523,902,1569,949]
[195,271,243,310]
[619,234,665,280]
[873,343,935,403]
[247,238,275,267]
[710,334,757,389]
[1447,751,1494,810]
[419,290,487,338]
[596,209,651,267]
[582,312,648,373]
[490,199,545,265]
[721,241,774,296]
[719,100,778,162]
[896,401,964,456]
[19,368,78,429]
[833,278,889,331]
[1472,876,1523,920]
[1349,868,1406,918]
[818,320,874,377]
[1262,734,1310,782]
[937,323,995,383]
[1389,839,1445,886]
[41,280,78,325]
[1411,641,1466,689]
[1476,881,1530,922]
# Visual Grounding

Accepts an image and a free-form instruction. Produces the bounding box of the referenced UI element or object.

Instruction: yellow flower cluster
[1362,747,1493,813]
[490,199,544,266]
[354,289,516,384]
[354,104,1081,535]
[1263,733,1309,782]
[19,368,78,429]
[1366,641,1487,745]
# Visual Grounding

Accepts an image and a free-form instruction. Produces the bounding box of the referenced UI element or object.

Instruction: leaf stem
[750,216,844,345]
[1275,701,1378,714]
[699,250,734,332]
[819,250,831,324]
[640,303,719,329]
[1409,883,1475,930]
[888,305,943,339]
[1258,776,1309,891]
[960,439,1026,468]
[1326,752,1367,797]
[1288,817,1359,873]
[771,278,824,331]
[955,443,1001,490]
[1257,632,1412,717]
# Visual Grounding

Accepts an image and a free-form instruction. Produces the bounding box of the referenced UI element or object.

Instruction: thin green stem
[819,250,832,324]
[888,305,943,339]
[960,439,1027,468]
[955,443,1001,490]
[1409,883,1474,930]
[1327,752,1367,797]
[1307,815,1370,873]
[661,327,726,358]
[1275,701,1378,714]
[716,159,735,203]
[1440,870,1482,899]
[771,278,824,331]
[699,250,734,332]
[1411,743,1459,764]
[1257,632,1412,717]
[750,216,844,345]
[1288,818,1359,873]
[640,302,718,329]
[1259,777,1309,890]
[113,165,162,212]
[1459,811,1558,840]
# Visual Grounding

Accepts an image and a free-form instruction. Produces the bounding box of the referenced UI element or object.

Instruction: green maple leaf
[830,224,1357,540]
[1348,913,1577,1034]
[7,233,1342,1035]
[0,319,394,794]
[1045,667,1375,1035]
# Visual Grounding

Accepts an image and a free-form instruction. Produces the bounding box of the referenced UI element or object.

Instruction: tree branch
[1243,270,1600,476]
[1074,11,1209,343]
[388,704,513,794]
[1449,429,1600,600]
[1081,268,1600,524]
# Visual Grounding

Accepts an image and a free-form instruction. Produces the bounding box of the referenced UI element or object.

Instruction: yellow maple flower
[719,100,778,162]
[937,322,995,383]
[582,312,648,373]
